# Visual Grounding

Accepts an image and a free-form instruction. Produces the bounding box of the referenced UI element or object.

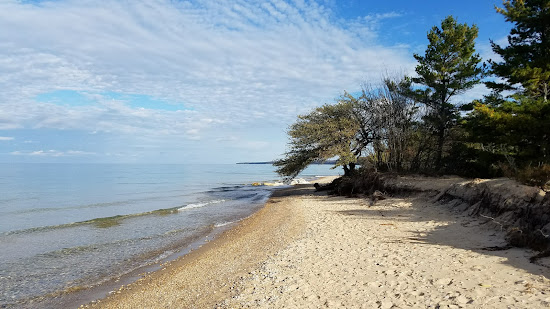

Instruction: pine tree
[488,0,550,100]
[471,0,550,168]
[412,16,484,170]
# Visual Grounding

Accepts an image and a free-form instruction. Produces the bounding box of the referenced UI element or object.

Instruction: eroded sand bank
[90,178,550,308]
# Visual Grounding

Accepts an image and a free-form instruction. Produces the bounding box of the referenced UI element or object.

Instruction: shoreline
[72,176,336,308]
[32,222,235,309]
[84,175,550,308]
[0,166,341,308]
[27,181,322,308]
[84,180,335,308]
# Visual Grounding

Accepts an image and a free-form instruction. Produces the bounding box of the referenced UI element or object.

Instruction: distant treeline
[237,160,337,165]
[274,1,550,189]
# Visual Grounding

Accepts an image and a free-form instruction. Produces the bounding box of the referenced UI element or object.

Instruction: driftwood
[369,190,387,206]
[314,182,335,192]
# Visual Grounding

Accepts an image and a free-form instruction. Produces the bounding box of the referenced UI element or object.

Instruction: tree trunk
[435,128,445,171]
[343,163,356,177]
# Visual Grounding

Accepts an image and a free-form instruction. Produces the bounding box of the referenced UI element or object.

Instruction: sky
[0,0,512,164]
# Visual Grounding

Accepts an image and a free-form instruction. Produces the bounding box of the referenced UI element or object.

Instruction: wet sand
[85,181,329,309]
[88,177,550,308]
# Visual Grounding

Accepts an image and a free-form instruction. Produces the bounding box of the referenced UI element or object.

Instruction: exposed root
[481,245,514,251]
[479,214,506,231]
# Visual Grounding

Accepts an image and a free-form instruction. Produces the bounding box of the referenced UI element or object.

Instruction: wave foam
[290,178,309,185]
[178,199,226,211]
[214,220,238,228]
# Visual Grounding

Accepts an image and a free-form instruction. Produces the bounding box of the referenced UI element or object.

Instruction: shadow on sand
[331,193,550,279]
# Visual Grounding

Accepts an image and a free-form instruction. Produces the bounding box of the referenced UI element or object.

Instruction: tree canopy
[275,78,420,179]
[275,7,549,187]
[488,0,550,100]
[273,94,362,180]
[468,0,550,173]
[411,15,484,170]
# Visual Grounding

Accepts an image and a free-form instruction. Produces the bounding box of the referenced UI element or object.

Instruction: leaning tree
[274,93,370,180]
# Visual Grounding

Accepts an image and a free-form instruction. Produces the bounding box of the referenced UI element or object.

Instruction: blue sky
[0,0,510,164]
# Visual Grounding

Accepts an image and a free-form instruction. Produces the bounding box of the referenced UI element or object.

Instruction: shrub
[516,164,550,190]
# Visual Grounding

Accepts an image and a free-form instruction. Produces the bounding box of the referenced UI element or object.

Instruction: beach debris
[456,295,471,304]
[369,190,388,206]
[434,278,453,286]
[314,182,335,192]
[372,190,387,200]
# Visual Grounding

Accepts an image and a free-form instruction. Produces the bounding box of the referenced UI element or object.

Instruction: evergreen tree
[487,0,550,100]
[411,16,484,170]
[471,0,550,168]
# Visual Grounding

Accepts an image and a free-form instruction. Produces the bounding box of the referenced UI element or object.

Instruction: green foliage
[516,164,550,189]
[469,95,550,164]
[444,137,506,178]
[488,0,550,100]
[467,0,550,176]
[411,15,484,169]
[275,77,420,179]
[274,94,361,179]
[276,10,549,188]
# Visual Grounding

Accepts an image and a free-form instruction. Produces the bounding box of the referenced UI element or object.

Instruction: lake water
[0,163,340,308]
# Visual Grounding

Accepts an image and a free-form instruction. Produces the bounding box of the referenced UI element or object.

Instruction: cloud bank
[0,0,414,162]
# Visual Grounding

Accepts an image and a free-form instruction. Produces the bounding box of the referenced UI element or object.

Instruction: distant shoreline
[236,161,337,165]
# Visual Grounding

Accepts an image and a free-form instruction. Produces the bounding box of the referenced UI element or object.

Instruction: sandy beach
[88,177,550,308]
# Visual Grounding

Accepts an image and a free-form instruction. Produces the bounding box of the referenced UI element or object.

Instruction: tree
[470,0,550,168]
[411,16,484,170]
[360,78,420,172]
[274,94,363,180]
[487,0,550,101]
[275,77,420,180]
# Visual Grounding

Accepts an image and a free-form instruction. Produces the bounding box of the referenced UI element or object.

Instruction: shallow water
[0,163,339,307]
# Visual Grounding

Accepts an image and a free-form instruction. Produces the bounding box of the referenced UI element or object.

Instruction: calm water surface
[0,163,340,307]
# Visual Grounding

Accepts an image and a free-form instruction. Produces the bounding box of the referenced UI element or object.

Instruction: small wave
[178,199,226,211]
[214,220,238,228]
[250,181,285,186]
[252,194,270,202]
[3,192,195,216]
[234,192,260,199]
[115,182,171,185]
[206,185,243,193]
[290,178,309,185]
[2,206,182,236]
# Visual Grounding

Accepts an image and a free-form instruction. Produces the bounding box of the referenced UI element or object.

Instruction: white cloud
[0,136,14,141]
[454,83,491,105]
[240,141,271,151]
[11,150,97,157]
[478,35,507,64]
[216,135,238,142]
[0,0,416,162]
